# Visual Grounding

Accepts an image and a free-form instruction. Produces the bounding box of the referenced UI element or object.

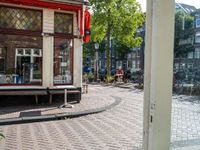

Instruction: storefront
[0,0,89,102]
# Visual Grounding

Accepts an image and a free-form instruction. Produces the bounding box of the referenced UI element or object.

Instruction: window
[136,61,140,69]
[0,34,42,85]
[0,47,6,73]
[196,18,200,28]
[180,63,186,69]
[0,6,42,31]
[187,63,193,69]
[195,47,200,58]
[54,13,73,34]
[174,63,179,70]
[54,38,73,84]
[132,60,136,70]
[187,52,194,59]
[195,32,200,44]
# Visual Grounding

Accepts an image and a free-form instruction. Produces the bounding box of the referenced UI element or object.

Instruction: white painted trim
[143,0,175,150]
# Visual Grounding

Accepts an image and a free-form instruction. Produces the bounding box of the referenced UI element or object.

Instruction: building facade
[174,6,200,82]
[0,0,88,101]
[127,26,145,73]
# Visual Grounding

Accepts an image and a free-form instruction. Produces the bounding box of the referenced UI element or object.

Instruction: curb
[0,96,121,126]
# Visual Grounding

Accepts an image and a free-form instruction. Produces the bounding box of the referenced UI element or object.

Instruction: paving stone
[0,84,200,150]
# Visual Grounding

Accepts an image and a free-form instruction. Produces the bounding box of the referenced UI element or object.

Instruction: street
[0,84,200,150]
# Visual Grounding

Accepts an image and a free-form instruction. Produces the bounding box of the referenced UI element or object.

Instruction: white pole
[64,89,67,104]
[143,0,175,150]
[59,89,74,108]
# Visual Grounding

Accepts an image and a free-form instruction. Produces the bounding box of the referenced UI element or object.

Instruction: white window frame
[15,48,42,82]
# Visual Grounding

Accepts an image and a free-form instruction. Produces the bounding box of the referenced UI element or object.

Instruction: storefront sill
[48,85,77,89]
[0,86,46,90]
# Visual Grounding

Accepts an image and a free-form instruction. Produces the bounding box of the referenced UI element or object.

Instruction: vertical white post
[143,0,175,150]
[42,9,54,87]
[43,36,54,87]
[64,89,67,104]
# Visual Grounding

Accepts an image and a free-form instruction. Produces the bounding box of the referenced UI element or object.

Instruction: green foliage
[88,0,144,75]
[105,75,114,83]
[174,11,194,58]
[0,132,5,141]
[113,40,134,60]
[83,73,94,83]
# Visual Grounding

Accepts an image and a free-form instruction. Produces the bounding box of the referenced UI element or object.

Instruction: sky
[138,0,200,12]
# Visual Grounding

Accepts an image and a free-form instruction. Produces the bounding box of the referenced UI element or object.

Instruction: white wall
[42,9,54,87]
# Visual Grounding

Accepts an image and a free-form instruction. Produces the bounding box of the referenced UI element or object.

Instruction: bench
[48,89,81,104]
[0,90,48,104]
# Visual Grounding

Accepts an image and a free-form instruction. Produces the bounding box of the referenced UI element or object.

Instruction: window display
[0,34,42,85]
[54,38,73,84]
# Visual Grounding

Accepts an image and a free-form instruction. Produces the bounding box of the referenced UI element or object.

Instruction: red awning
[0,0,84,35]
[83,8,91,43]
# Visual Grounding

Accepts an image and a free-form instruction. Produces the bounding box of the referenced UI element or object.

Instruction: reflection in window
[54,13,73,34]
[0,47,6,74]
[54,38,73,84]
[0,34,42,85]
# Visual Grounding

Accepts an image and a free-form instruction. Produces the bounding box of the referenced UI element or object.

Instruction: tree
[89,0,144,76]
[174,11,194,58]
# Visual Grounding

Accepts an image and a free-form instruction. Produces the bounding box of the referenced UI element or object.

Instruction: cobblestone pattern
[0,84,200,150]
[0,90,115,120]
[0,85,143,150]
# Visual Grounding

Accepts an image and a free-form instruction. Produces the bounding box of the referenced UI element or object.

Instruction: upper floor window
[54,13,73,34]
[195,47,200,59]
[196,18,200,28]
[195,32,200,44]
[187,52,194,59]
[0,6,42,31]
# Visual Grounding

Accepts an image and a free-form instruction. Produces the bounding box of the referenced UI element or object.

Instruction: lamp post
[94,43,99,82]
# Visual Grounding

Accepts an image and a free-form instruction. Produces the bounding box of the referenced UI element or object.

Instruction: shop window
[0,47,6,73]
[54,38,73,84]
[54,13,73,34]
[0,34,42,85]
[0,6,42,31]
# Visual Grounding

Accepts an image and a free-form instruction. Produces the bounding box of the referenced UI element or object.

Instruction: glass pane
[0,34,42,85]
[55,13,73,34]
[54,38,73,84]
[0,6,42,31]
[32,57,42,80]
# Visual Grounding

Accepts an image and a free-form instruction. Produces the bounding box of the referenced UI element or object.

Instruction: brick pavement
[0,84,200,150]
[0,88,115,121]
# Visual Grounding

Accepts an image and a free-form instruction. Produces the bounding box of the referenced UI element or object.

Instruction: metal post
[94,43,99,82]
[64,89,67,104]
[59,89,74,108]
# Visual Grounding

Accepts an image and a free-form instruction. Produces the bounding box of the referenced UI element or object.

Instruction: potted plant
[87,72,94,83]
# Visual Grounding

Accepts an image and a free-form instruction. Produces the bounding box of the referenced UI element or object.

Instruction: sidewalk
[0,86,121,125]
